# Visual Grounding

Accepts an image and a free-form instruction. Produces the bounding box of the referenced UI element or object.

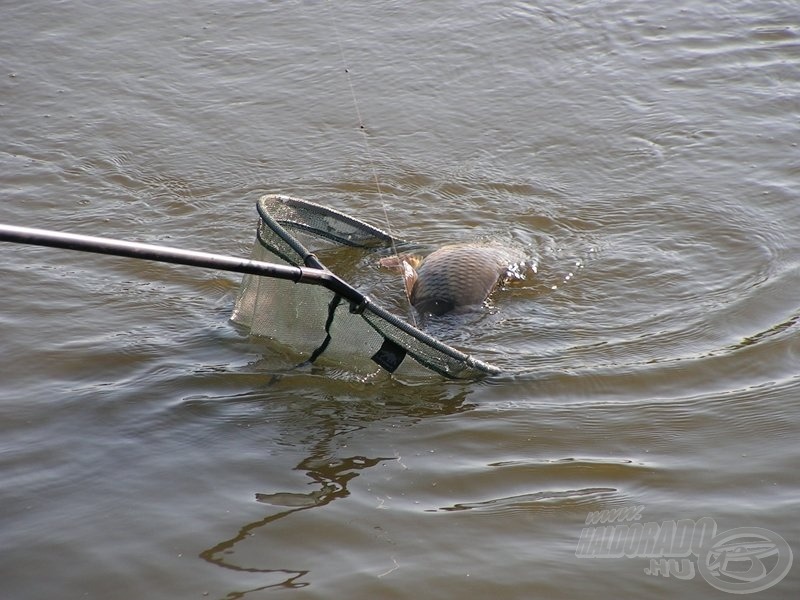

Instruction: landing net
[231,195,501,379]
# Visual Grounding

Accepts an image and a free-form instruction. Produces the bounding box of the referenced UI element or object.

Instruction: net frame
[232,195,501,379]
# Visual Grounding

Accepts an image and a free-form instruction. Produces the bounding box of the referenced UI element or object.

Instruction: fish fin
[401,259,418,298]
[378,253,421,271]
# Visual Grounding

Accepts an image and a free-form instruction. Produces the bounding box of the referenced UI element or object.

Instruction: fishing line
[324,0,418,325]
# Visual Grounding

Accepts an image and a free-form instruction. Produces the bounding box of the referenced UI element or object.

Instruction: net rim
[250,193,502,379]
[258,194,405,248]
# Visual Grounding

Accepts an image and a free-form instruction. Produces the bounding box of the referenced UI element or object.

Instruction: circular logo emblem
[698,527,793,594]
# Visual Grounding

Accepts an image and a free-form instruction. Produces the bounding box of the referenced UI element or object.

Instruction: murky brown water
[2,1,798,598]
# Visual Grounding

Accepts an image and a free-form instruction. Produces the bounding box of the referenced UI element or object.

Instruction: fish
[382,243,527,316]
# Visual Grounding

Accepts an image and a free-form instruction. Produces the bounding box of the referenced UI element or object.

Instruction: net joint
[349,296,371,314]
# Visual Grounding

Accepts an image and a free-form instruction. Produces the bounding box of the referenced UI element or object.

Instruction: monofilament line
[325,0,417,326]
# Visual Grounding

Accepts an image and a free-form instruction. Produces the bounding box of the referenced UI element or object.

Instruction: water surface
[1,0,798,598]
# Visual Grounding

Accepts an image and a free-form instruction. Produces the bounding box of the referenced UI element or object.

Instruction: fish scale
[409,244,524,316]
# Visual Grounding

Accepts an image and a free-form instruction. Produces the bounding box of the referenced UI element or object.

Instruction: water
[1,0,798,598]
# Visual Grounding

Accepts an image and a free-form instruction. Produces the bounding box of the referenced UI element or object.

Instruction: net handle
[0,223,366,303]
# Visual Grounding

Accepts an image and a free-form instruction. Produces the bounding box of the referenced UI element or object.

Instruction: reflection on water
[193,382,472,598]
[201,454,392,595]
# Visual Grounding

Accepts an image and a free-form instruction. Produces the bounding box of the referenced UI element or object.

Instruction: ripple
[435,487,618,515]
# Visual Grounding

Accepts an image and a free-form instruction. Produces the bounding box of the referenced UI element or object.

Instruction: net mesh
[231,195,501,379]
